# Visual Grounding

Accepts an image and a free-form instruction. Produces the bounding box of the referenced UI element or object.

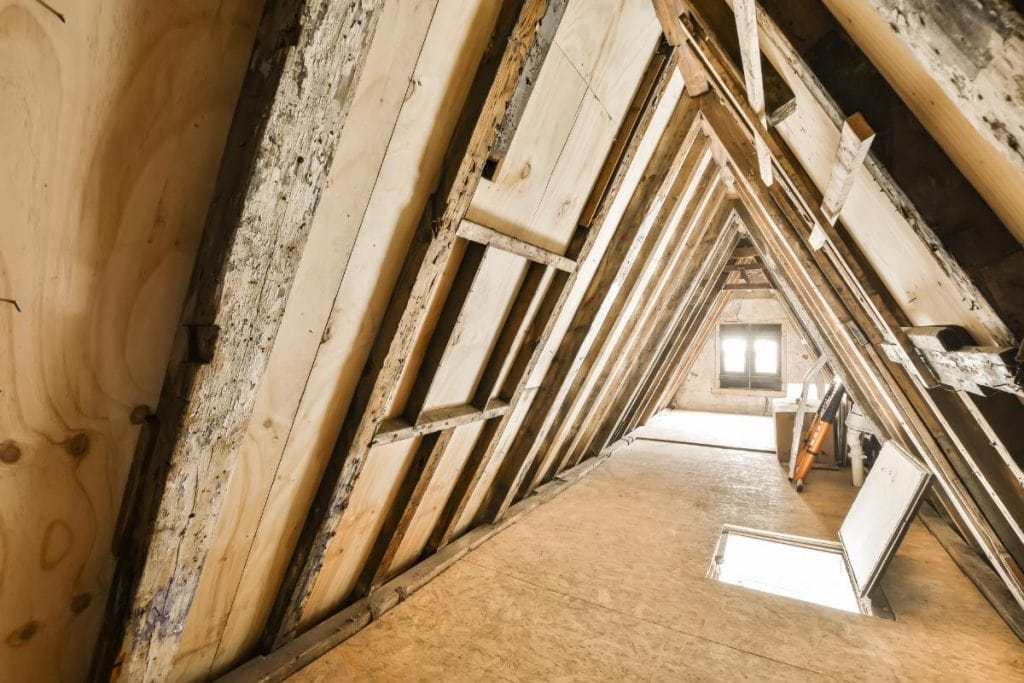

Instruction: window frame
[717,323,783,392]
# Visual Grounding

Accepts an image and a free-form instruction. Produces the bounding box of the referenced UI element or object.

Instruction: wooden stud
[458,220,576,272]
[372,400,509,447]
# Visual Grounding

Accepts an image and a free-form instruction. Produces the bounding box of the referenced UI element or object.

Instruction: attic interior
[4,0,1024,680]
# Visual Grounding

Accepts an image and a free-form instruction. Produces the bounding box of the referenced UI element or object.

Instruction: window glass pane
[753,338,778,374]
[721,337,747,373]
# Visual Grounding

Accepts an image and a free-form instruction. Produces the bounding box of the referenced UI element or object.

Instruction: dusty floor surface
[291,436,1024,681]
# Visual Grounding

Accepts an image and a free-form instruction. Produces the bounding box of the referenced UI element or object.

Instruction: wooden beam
[903,326,1021,398]
[90,2,384,680]
[372,400,510,447]
[820,113,875,225]
[262,0,554,649]
[489,0,569,167]
[730,0,772,185]
[653,0,710,96]
[458,219,577,272]
[722,282,771,290]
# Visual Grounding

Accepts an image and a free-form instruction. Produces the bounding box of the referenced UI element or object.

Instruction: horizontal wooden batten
[722,282,772,290]
[372,400,510,447]
[457,219,577,272]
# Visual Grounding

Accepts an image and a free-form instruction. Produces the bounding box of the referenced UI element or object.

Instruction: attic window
[719,324,782,391]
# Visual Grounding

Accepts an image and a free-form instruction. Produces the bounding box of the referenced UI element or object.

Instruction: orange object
[793,379,846,492]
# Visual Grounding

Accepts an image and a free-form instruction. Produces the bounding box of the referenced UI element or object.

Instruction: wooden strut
[261,0,559,649]
[90,2,385,680]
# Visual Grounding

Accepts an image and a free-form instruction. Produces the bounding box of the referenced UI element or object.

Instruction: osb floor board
[631,409,777,452]
[290,441,1024,681]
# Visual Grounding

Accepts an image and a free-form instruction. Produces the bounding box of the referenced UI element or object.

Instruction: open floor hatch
[709,442,930,617]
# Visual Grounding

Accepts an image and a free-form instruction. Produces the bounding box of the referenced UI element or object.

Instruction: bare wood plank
[91,2,385,680]
[458,220,576,272]
[489,0,570,165]
[722,282,772,290]
[372,400,509,447]
[730,0,772,185]
[820,113,875,225]
[355,429,456,594]
[403,241,488,421]
[473,262,549,407]
[263,0,553,648]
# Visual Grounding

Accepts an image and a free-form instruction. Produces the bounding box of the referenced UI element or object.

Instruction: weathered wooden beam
[372,400,510,447]
[654,0,710,96]
[458,219,577,272]
[902,326,1021,397]
[723,263,763,272]
[820,113,875,225]
[488,0,569,169]
[90,2,384,680]
[263,0,554,649]
[689,0,796,127]
[731,0,773,185]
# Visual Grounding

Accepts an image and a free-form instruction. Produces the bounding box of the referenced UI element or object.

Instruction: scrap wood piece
[821,112,875,225]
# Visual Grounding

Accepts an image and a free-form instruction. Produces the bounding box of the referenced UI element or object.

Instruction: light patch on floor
[631,409,776,452]
[291,439,1024,681]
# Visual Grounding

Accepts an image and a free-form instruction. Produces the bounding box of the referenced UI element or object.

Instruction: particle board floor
[630,409,776,452]
[290,440,1024,681]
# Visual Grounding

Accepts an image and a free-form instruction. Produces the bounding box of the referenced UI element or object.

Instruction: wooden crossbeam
[90,2,385,679]
[262,0,554,649]
[458,219,577,272]
[723,282,771,290]
[372,400,510,447]
[820,113,875,225]
[653,0,710,96]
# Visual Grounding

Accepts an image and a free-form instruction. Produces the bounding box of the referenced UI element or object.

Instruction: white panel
[839,441,930,597]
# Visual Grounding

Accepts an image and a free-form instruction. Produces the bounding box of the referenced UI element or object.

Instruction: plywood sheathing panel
[0,2,261,679]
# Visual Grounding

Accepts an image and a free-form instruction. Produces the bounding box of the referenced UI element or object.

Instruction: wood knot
[129,406,151,425]
[0,441,21,464]
[7,620,40,646]
[66,433,90,458]
[70,593,92,614]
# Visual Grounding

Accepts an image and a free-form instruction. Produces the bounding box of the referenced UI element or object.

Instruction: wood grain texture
[100,2,385,679]
[0,2,261,680]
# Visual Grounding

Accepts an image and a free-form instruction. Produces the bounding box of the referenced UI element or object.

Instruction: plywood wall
[0,1,261,680]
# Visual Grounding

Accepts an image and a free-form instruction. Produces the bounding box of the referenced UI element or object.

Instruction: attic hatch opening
[707,443,931,618]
